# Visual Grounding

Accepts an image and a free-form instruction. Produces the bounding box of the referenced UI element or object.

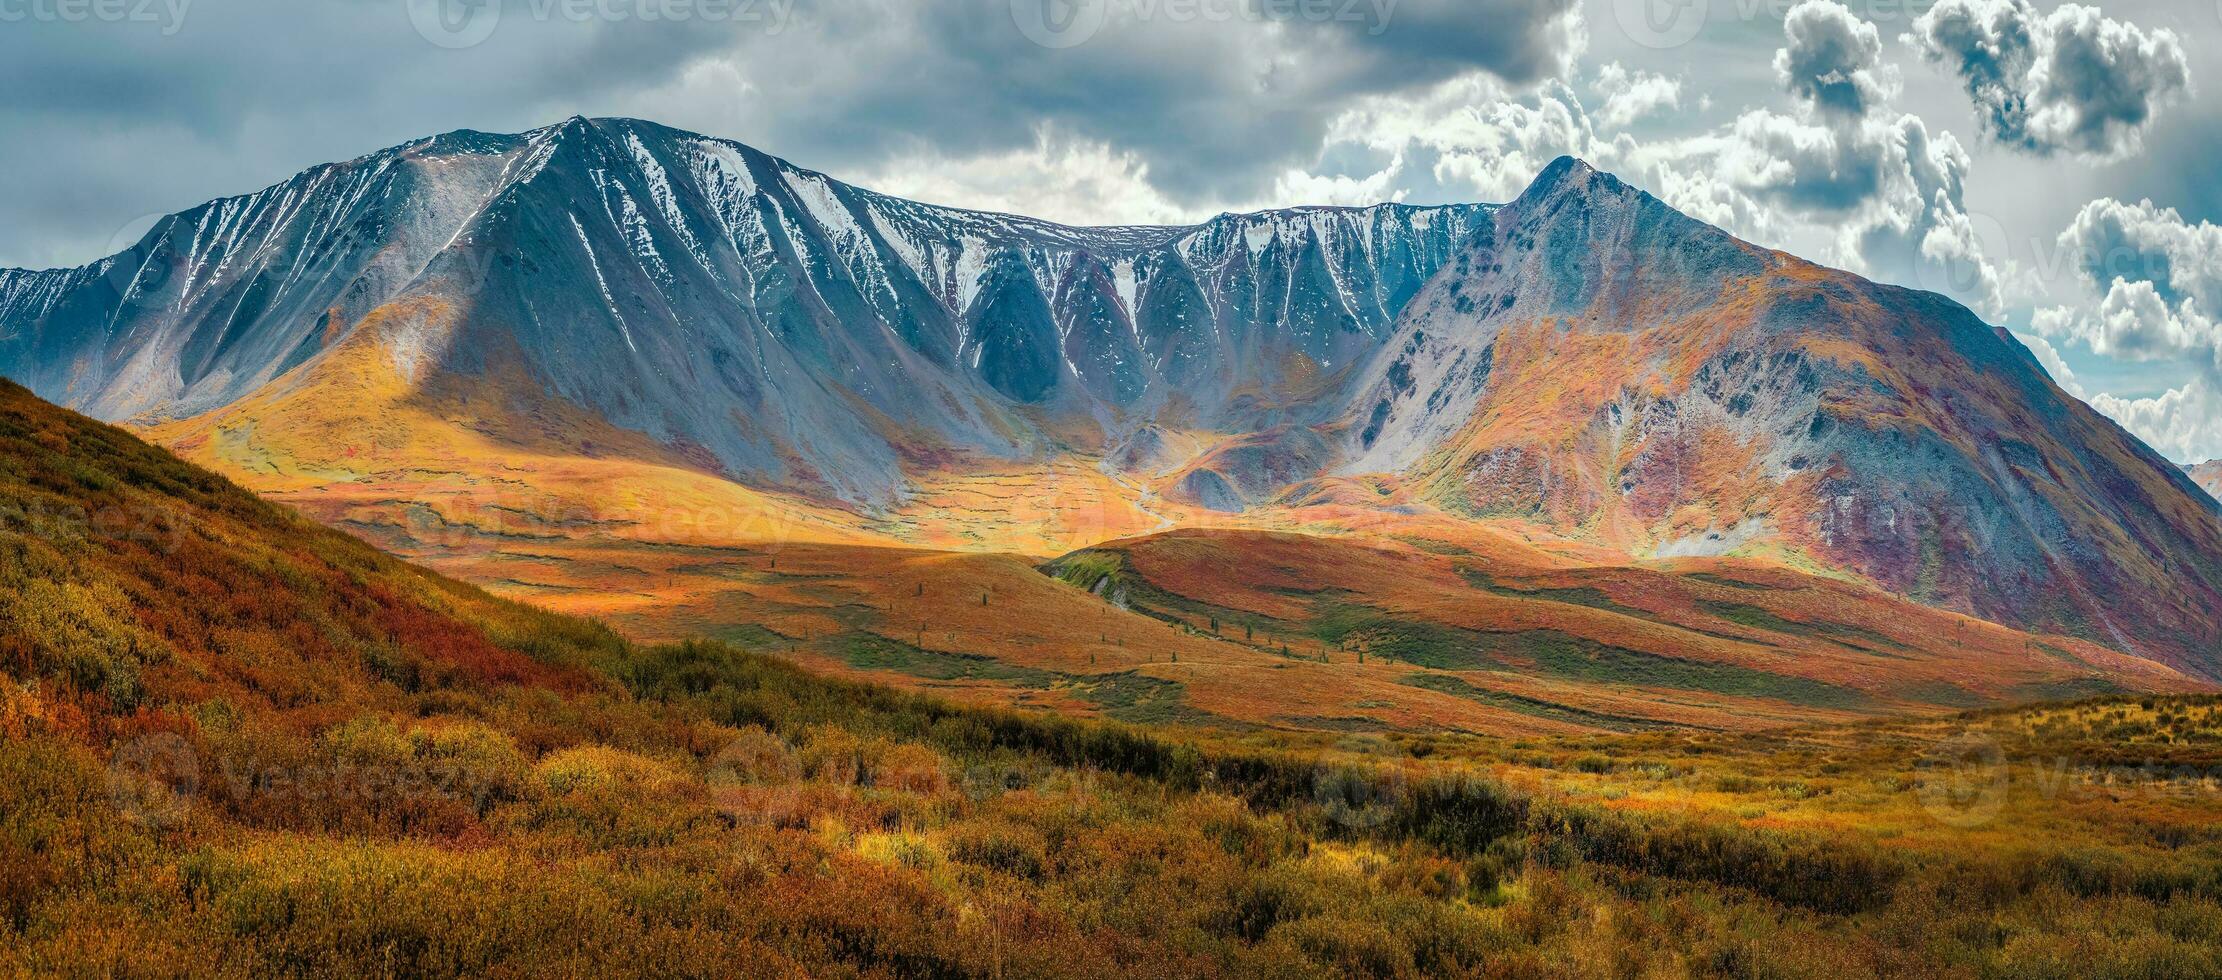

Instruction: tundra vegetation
[8,380,2222,977]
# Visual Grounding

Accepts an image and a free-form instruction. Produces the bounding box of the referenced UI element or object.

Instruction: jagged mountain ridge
[0,117,1487,504]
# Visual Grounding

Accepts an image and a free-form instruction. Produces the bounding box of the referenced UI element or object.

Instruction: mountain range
[3,116,2219,681]
[0,117,1483,507]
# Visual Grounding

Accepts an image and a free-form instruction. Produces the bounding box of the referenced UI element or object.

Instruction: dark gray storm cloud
[0,0,737,266]
[1910,0,2190,159]
[0,0,1581,269]
[606,0,1585,206]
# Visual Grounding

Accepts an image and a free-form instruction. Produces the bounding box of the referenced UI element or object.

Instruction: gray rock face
[0,117,1487,506]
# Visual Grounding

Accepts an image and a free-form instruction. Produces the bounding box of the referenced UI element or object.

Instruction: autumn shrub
[1218,861,1337,943]
[0,736,144,929]
[943,819,1050,881]
[522,745,713,848]
[178,840,703,976]
[1549,803,1905,914]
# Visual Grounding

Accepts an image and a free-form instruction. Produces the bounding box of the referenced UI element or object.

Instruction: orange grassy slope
[0,377,616,739]
[124,313,2214,735]
[102,253,2218,734]
[143,298,884,554]
[129,313,2208,736]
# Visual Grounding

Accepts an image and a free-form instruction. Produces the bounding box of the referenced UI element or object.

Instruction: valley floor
[314,511,2206,738]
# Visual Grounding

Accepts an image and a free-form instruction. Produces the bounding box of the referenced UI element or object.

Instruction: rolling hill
[3,119,2219,680]
[7,367,2186,739]
[0,378,616,734]
[383,512,2200,734]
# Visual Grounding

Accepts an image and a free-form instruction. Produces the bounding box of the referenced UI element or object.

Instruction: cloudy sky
[3,0,2218,460]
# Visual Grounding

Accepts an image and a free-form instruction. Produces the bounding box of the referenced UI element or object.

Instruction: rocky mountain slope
[1346,159,2222,671]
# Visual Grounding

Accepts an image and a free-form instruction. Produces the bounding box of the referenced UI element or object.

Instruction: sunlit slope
[127,288,2222,732]
[0,377,615,730]
[353,534,1638,737]
[142,297,883,554]
[136,307,2205,736]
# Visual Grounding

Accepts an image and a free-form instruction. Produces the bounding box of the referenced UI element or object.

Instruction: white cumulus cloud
[2032,199,2222,461]
[1593,63,1682,129]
